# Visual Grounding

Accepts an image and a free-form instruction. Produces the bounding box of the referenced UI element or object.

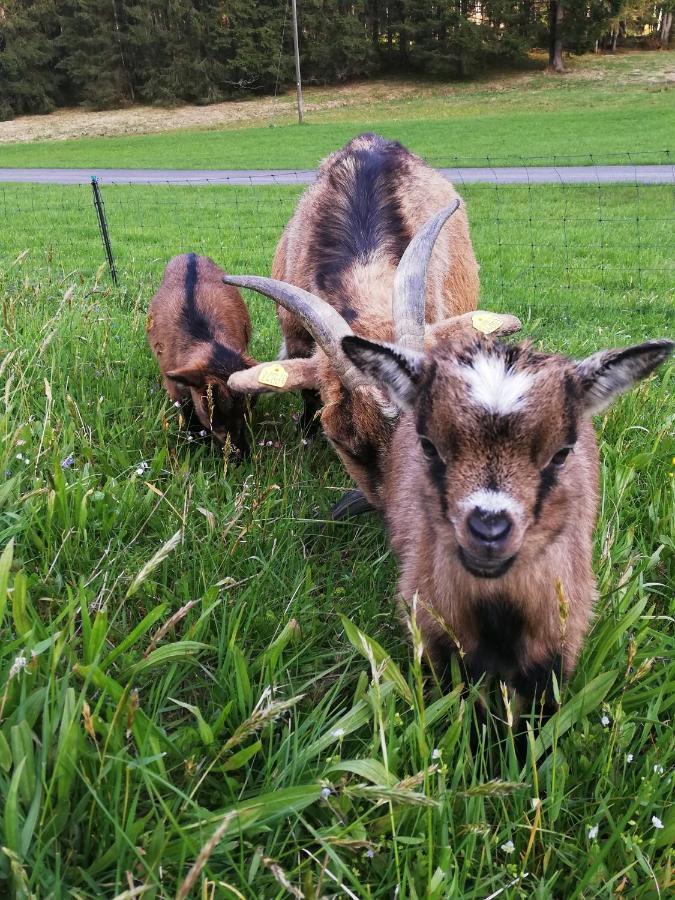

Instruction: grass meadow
[0,176,674,897]
[1,51,674,169]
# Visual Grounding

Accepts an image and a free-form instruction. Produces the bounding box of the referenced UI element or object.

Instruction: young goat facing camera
[223,206,672,711]
[148,254,256,454]
[341,332,673,703]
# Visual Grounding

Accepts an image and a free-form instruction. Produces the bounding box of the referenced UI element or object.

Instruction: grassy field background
[0,172,673,896]
[1,51,674,168]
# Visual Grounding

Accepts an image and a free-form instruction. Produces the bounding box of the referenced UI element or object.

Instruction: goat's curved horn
[222,274,369,392]
[393,199,461,351]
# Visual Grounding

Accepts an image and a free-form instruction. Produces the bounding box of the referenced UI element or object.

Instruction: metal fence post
[91,176,118,285]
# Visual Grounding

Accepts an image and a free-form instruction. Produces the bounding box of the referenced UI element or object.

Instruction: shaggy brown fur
[272,133,479,423]
[147,254,255,452]
[341,331,673,704]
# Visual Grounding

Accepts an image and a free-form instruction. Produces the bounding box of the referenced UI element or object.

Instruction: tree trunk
[548,2,564,72]
[661,11,673,49]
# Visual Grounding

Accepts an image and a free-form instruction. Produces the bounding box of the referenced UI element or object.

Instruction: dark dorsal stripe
[181,253,212,343]
[311,136,411,294]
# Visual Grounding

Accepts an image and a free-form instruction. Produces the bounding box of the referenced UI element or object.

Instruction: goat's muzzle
[458,507,517,578]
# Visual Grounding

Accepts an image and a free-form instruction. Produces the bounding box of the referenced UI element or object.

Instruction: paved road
[0,165,673,186]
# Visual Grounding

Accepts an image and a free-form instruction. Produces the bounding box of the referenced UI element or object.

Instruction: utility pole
[291,0,304,124]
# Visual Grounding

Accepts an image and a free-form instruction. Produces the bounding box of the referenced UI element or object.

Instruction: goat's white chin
[458,546,517,579]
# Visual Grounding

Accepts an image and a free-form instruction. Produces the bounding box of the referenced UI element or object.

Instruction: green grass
[0,181,673,896]
[1,51,674,169]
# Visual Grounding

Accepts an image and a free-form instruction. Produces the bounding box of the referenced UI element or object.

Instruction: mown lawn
[0,179,673,897]
[1,51,674,169]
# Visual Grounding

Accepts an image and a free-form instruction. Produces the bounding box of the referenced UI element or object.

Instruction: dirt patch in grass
[0,81,432,144]
[1,50,672,144]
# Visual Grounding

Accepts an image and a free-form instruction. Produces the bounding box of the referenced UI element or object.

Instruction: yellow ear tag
[258,363,289,388]
[472,312,504,335]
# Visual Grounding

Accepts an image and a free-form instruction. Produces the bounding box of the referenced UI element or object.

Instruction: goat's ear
[576,339,673,415]
[228,357,319,396]
[166,367,204,388]
[342,335,426,409]
[427,311,522,346]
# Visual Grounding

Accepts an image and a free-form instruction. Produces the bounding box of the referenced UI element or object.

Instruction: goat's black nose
[467,508,512,544]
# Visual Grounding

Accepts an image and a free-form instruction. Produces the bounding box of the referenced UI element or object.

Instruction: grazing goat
[148,254,255,454]
[224,133,518,516]
[270,133,481,428]
[223,213,672,709]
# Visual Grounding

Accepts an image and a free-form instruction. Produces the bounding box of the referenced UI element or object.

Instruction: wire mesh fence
[1,152,673,354]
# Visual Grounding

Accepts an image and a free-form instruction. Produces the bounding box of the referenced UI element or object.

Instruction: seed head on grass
[125,529,182,599]
[145,600,197,657]
[175,810,238,900]
[222,688,304,753]
[555,577,569,643]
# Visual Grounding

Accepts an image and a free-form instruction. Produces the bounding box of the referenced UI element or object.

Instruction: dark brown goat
[147,254,255,453]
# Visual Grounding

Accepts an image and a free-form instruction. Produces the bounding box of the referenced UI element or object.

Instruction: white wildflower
[320,787,331,800]
[174,401,182,408]
[432,748,442,759]
[601,714,610,727]
[626,753,634,763]
[15,453,23,461]
[500,840,515,854]
[365,849,375,859]
[652,816,663,830]
[653,764,664,776]
[135,461,150,477]
[16,439,26,447]
[331,728,345,739]
[9,653,28,678]
[588,825,599,840]
[199,430,207,437]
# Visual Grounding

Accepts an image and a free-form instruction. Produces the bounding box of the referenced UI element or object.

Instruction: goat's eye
[550,446,573,468]
[419,436,440,460]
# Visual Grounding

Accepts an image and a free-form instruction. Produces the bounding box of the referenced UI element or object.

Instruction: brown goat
[147,254,255,453]
[271,133,481,427]
[341,331,672,704]
[222,212,672,712]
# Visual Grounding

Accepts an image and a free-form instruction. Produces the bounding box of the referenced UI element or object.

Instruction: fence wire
[1,152,673,344]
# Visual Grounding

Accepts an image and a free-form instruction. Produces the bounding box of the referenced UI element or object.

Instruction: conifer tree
[56,0,134,107]
[0,0,61,118]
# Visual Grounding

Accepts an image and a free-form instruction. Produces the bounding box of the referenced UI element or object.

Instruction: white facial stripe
[460,352,534,415]
[460,489,524,519]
